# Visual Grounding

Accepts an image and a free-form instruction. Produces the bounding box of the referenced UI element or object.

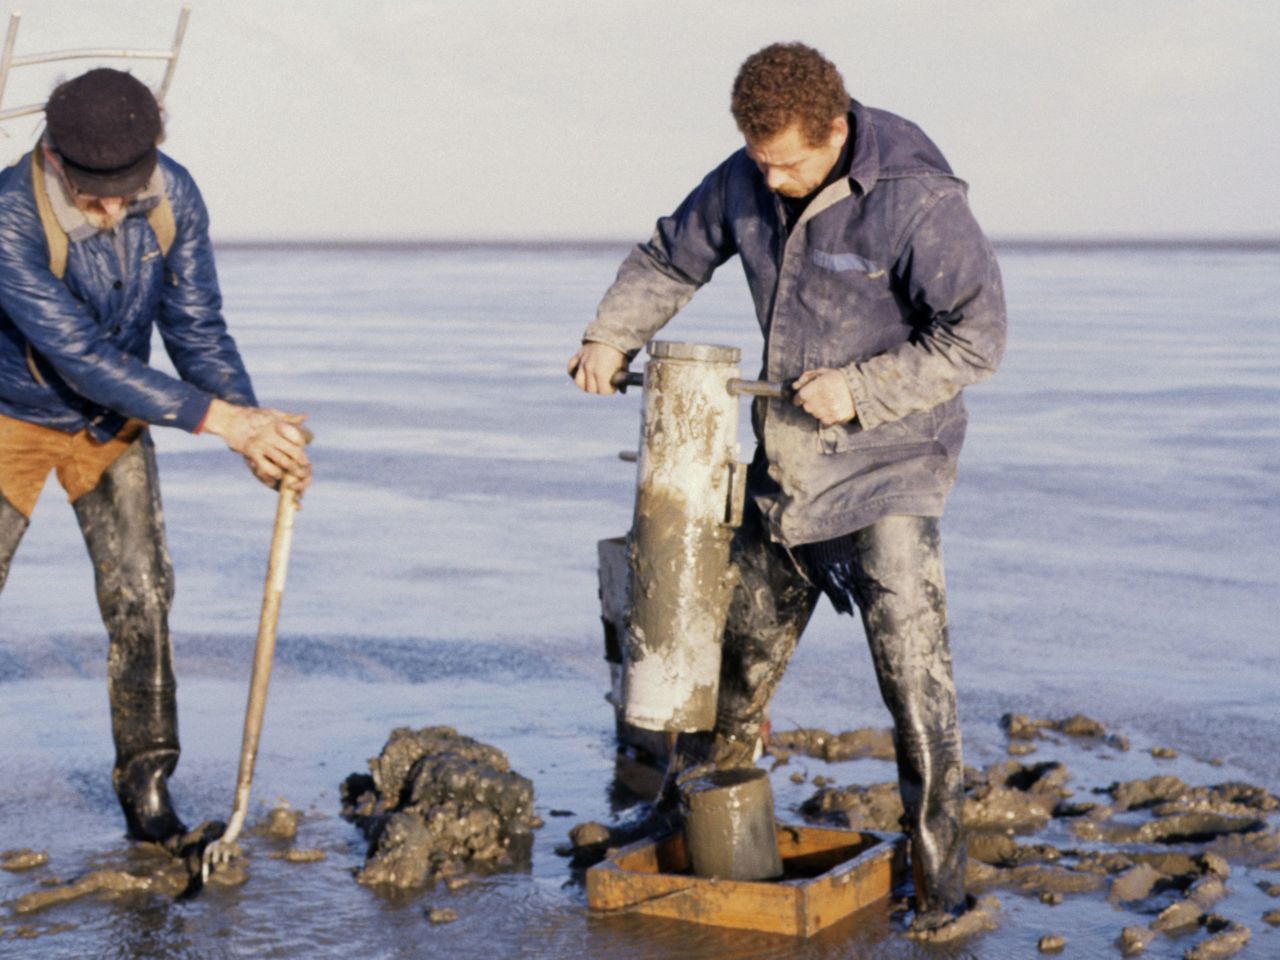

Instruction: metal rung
[0,5,190,123]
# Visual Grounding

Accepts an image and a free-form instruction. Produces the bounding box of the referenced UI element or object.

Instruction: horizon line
[210,235,1280,253]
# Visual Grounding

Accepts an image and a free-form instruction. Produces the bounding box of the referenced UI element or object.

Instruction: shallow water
[1,241,1277,958]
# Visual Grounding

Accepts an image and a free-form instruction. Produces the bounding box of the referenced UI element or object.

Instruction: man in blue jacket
[569,44,1006,933]
[0,69,310,844]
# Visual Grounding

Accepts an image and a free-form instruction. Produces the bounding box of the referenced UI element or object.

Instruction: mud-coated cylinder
[623,340,743,732]
[680,767,783,881]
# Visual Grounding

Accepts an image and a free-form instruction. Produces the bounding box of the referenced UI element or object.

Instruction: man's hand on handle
[202,398,312,491]
[792,368,857,427]
[567,342,627,395]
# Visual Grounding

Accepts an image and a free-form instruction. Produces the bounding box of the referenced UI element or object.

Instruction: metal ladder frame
[0,5,190,122]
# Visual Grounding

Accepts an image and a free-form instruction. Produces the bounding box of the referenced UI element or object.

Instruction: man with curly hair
[569,42,1006,933]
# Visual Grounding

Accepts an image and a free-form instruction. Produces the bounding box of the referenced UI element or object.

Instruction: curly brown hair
[730,43,849,146]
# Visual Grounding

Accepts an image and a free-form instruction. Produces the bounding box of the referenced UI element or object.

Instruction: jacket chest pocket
[794,247,894,332]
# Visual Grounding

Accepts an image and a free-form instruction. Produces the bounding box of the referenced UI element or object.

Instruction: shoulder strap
[25,148,64,386]
[146,191,176,257]
[30,147,69,279]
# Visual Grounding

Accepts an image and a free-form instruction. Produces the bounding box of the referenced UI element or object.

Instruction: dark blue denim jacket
[584,101,1007,545]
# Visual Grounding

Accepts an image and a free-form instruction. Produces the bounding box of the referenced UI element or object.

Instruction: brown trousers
[0,413,144,518]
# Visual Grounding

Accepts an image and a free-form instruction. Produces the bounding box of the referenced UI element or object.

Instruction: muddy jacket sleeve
[154,170,257,408]
[841,184,1007,430]
[583,158,739,355]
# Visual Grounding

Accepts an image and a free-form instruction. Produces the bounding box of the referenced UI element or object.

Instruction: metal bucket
[680,767,783,881]
[622,341,746,732]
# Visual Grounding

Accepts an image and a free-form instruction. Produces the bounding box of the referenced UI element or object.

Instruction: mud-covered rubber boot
[0,493,29,592]
[73,434,186,844]
[112,708,186,844]
[850,516,967,929]
[899,726,966,932]
[711,495,819,772]
[641,497,820,823]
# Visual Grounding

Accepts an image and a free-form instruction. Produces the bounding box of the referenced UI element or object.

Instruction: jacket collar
[42,152,166,242]
[845,99,880,197]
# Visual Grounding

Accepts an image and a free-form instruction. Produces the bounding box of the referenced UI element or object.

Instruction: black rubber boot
[110,697,186,844]
[0,492,29,592]
[73,434,187,844]
[846,516,967,925]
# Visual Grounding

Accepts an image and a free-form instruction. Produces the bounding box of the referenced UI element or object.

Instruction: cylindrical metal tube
[681,768,783,881]
[623,340,742,732]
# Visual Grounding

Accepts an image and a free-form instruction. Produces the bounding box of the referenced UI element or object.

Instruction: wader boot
[73,434,187,844]
[0,493,29,592]
[726,510,967,926]
[838,516,967,927]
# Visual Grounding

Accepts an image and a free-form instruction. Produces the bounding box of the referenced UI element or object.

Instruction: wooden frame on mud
[587,825,906,938]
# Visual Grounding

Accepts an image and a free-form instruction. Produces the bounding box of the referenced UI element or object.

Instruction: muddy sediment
[341,726,539,890]
[783,714,1280,949]
[9,823,223,915]
[258,802,302,840]
[2,806,325,919]
[273,849,326,863]
[769,727,896,763]
[1000,711,1130,751]
[0,849,49,872]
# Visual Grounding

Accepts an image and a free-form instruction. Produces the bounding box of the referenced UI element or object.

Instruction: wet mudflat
[1,242,1277,958]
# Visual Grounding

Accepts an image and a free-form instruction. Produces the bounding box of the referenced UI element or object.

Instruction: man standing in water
[569,43,1005,932]
[0,69,310,844]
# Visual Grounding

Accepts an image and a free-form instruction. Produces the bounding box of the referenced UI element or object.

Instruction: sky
[1,0,1276,242]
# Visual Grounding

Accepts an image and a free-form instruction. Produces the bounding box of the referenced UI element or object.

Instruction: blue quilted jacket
[0,150,255,441]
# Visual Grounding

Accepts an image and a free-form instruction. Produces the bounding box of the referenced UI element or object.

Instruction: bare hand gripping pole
[202,454,309,882]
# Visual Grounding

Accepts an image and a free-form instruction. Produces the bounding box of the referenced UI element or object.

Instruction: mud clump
[906,894,1001,942]
[799,781,903,832]
[1,849,49,872]
[1001,712,1129,750]
[273,849,326,863]
[769,727,895,763]
[1109,862,1167,903]
[1118,924,1157,955]
[10,823,228,914]
[259,803,301,840]
[1185,917,1251,959]
[1036,932,1065,953]
[15,870,153,915]
[1108,778,1277,815]
[561,821,612,865]
[966,786,1055,832]
[964,760,1069,832]
[341,726,538,889]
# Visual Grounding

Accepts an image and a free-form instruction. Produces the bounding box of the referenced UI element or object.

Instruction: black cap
[45,68,161,197]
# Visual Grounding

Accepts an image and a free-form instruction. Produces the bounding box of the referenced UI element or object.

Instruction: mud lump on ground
[7,822,235,916]
[341,725,540,889]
